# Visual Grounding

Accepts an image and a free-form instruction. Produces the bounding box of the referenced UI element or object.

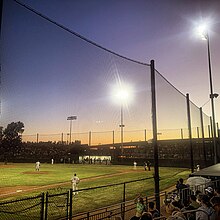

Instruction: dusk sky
[1,0,220,143]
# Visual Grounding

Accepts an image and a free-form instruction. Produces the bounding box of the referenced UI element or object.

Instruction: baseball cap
[205,187,213,194]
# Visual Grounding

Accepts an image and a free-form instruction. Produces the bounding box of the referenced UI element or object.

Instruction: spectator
[176,178,189,201]
[141,212,153,220]
[172,200,184,210]
[146,161,151,171]
[196,193,203,205]
[189,195,200,209]
[195,190,202,197]
[148,201,160,218]
[181,197,198,220]
[210,196,220,219]
[135,196,146,218]
[214,187,220,197]
[205,187,214,199]
[166,202,181,216]
[176,178,187,191]
[196,194,216,220]
[181,199,191,211]
[172,211,187,220]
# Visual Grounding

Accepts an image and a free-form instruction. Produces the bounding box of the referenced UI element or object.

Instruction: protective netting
[155,71,188,140]
[1,0,151,145]
[1,0,211,146]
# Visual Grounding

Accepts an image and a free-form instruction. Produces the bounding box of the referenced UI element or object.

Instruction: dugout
[189,163,220,181]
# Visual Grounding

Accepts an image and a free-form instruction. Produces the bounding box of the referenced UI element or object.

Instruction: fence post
[200,107,206,166]
[89,131,92,146]
[61,133,64,144]
[145,196,148,211]
[181,128,183,139]
[210,116,213,138]
[121,183,126,220]
[69,189,73,220]
[40,192,45,220]
[144,129,147,142]
[113,130,115,145]
[197,127,200,139]
[37,133,39,143]
[186,93,194,173]
[66,190,69,220]
[45,192,49,220]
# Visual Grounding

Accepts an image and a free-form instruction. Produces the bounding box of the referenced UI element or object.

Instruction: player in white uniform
[71,173,80,195]
[35,161,40,171]
[133,161,137,169]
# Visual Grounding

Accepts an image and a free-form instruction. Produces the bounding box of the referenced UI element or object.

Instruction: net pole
[186,94,194,173]
[150,60,160,212]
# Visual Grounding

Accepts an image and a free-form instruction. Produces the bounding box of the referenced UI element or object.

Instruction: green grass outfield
[0,163,190,200]
[0,163,191,217]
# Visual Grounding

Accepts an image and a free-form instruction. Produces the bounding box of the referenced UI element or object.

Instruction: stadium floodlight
[67,115,77,144]
[196,22,218,164]
[113,84,133,105]
[197,24,208,40]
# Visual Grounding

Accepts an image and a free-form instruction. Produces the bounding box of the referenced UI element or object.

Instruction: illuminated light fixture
[67,115,77,144]
[197,24,208,40]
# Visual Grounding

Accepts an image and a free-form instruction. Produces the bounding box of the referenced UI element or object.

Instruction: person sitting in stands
[140,212,153,220]
[210,196,220,220]
[214,187,220,197]
[205,187,214,199]
[148,201,160,218]
[196,194,216,220]
[189,195,200,209]
[135,196,146,218]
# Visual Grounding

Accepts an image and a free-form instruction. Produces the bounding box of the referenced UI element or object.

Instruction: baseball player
[133,161,137,169]
[71,173,80,195]
[35,161,40,171]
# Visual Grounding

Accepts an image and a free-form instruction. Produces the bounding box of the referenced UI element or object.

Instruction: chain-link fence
[0,193,44,220]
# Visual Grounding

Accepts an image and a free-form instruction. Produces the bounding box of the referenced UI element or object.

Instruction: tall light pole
[67,116,77,144]
[112,83,133,158]
[197,24,219,164]
[119,103,125,154]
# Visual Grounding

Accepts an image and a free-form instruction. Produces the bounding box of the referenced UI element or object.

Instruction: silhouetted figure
[146,161,151,171]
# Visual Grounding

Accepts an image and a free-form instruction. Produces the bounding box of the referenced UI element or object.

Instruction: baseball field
[0,163,190,215]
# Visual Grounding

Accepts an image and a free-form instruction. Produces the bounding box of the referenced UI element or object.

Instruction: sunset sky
[1,0,220,143]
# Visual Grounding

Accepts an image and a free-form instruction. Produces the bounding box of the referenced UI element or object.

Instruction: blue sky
[1,0,220,140]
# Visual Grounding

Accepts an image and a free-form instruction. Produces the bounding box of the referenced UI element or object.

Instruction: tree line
[0,121,24,164]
